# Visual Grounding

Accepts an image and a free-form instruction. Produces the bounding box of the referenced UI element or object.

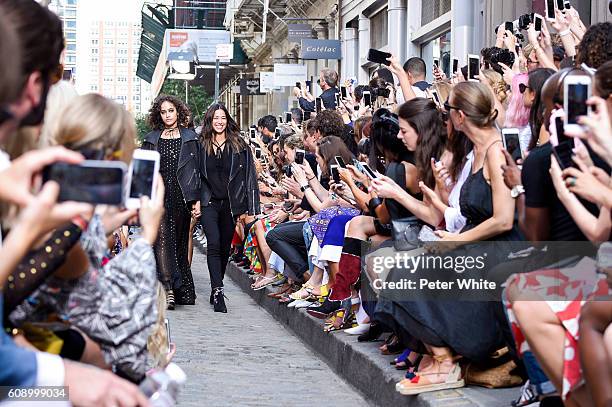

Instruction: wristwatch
[510,184,525,198]
[300,185,311,192]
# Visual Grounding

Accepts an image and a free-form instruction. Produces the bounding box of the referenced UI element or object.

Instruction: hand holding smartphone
[295,149,305,165]
[367,49,392,66]
[564,75,591,133]
[502,128,523,163]
[126,149,160,209]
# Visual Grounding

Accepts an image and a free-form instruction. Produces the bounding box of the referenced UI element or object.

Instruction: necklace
[162,127,179,139]
[212,138,226,158]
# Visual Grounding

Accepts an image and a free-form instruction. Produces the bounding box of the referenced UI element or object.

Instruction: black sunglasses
[443,100,461,113]
[519,83,531,94]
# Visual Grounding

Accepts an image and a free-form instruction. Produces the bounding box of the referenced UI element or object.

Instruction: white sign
[216,43,234,61]
[165,29,231,63]
[260,72,281,92]
[273,63,307,87]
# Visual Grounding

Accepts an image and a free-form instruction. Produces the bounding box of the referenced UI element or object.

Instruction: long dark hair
[317,136,354,176]
[397,98,447,188]
[527,68,556,150]
[147,94,190,130]
[199,103,244,155]
[448,130,473,182]
[369,108,410,173]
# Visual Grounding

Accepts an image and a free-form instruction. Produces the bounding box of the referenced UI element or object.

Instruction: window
[67,0,76,5]
[65,9,76,17]
[65,32,76,40]
[66,56,76,64]
[370,8,388,50]
[66,21,76,28]
[420,30,452,81]
[91,39,98,45]
[90,85,98,92]
[421,0,451,25]
[92,48,98,54]
[104,39,114,45]
[91,57,98,63]
[67,44,76,51]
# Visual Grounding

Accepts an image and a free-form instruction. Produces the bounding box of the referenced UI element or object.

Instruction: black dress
[375,159,525,362]
[155,137,196,304]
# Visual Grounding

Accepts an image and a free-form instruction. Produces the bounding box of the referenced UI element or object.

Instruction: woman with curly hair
[199,103,260,313]
[142,95,201,310]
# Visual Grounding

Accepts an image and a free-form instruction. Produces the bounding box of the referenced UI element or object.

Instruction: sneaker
[344,323,371,335]
[306,297,341,319]
[511,381,539,407]
[212,287,227,313]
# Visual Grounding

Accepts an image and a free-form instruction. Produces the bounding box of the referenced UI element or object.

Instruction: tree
[159,79,213,125]
[135,113,149,145]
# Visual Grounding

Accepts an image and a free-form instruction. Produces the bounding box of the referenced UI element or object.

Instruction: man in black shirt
[295,68,339,112]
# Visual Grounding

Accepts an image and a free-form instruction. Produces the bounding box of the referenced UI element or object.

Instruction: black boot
[306,297,341,319]
[212,287,227,313]
[209,291,214,305]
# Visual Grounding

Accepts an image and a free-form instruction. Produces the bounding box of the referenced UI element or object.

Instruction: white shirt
[395,85,428,105]
[444,151,474,233]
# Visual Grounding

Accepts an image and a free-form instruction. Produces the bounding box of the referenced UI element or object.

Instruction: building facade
[48,0,78,76]
[82,20,152,114]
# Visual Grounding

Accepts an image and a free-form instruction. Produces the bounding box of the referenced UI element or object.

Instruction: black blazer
[141,127,201,203]
[200,140,260,218]
[299,87,339,112]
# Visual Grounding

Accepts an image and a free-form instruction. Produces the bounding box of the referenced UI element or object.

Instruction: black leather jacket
[141,128,201,203]
[200,140,260,218]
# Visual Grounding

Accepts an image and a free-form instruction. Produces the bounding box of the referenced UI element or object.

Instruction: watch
[300,185,311,192]
[510,184,525,198]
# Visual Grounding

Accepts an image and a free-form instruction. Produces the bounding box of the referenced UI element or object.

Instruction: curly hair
[576,22,612,70]
[480,69,508,104]
[147,94,191,130]
[313,110,345,138]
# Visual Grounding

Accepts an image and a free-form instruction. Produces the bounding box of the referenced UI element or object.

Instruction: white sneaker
[293,300,314,309]
[344,323,371,335]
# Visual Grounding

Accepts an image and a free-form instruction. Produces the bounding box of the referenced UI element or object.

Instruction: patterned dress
[155,137,196,304]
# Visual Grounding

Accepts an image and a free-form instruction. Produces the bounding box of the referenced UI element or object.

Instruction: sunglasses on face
[443,100,461,113]
[519,83,531,94]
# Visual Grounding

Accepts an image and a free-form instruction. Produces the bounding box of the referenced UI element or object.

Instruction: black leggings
[201,199,236,289]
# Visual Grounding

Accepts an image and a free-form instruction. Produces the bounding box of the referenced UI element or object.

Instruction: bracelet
[71,215,89,231]
[559,29,571,36]
[300,185,311,192]
[307,176,315,181]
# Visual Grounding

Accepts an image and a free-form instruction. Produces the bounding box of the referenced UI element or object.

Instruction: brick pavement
[167,249,371,407]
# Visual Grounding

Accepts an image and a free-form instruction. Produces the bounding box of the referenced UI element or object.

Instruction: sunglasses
[519,83,531,94]
[443,100,461,113]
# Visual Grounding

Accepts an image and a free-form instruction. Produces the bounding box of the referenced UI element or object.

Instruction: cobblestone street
[168,249,370,407]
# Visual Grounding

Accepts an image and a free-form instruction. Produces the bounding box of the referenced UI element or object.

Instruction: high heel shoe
[357,322,384,342]
[212,287,228,313]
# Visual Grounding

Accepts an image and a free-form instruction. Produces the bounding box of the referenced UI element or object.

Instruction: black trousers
[201,199,236,289]
[265,221,309,281]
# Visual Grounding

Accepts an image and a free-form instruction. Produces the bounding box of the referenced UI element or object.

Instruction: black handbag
[391,216,422,251]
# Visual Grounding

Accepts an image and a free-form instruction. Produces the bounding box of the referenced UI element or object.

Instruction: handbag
[391,216,422,251]
[465,347,524,388]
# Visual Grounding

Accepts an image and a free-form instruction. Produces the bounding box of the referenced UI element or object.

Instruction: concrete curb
[217,259,519,407]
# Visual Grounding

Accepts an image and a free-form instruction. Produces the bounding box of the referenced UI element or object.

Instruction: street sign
[287,24,314,42]
[301,39,342,60]
[260,72,281,92]
[216,43,234,61]
[273,63,307,87]
[240,78,265,96]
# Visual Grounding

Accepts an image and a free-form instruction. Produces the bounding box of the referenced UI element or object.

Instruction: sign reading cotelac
[240,78,264,96]
[301,39,342,60]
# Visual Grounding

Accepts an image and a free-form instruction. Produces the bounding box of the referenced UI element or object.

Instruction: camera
[490,48,516,75]
[371,87,391,99]
[518,13,534,31]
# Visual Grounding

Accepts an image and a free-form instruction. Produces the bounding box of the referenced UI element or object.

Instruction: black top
[206,143,231,200]
[522,143,596,241]
[413,81,431,91]
[385,161,418,220]
[299,87,339,112]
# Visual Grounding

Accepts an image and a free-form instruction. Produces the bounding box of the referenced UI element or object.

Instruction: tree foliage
[159,79,213,125]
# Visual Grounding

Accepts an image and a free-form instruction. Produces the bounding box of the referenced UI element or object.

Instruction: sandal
[395,355,464,395]
[251,274,279,291]
[289,283,318,301]
[323,309,357,333]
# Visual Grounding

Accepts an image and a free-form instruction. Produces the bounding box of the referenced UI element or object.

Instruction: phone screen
[535,16,542,31]
[250,128,256,138]
[367,49,391,65]
[330,165,340,183]
[255,148,262,159]
[340,86,348,99]
[546,0,555,18]
[553,142,576,169]
[468,57,479,80]
[555,117,574,146]
[296,81,301,88]
[295,149,305,165]
[433,59,439,68]
[304,111,312,120]
[129,158,156,199]
[285,112,292,123]
[567,84,589,125]
[316,97,322,113]
[505,21,513,32]
[564,0,570,9]
[362,164,377,179]
[335,156,347,168]
[363,92,372,107]
[335,93,341,107]
[431,90,441,106]
[556,0,564,10]
[452,59,458,74]
[43,161,125,205]
[503,131,522,163]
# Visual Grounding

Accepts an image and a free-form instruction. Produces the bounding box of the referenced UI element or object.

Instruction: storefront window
[370,8,388,50]
[420,30,451,81]
[421,0,451,25]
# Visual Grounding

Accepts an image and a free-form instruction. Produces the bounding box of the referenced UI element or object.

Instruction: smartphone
[295,81,301,88]
[285,111,292,123]
[354,104,360,111]
[431,89,441,107]
[361,163,377,179]
[556,0,564,11]
[295,149,305,165]
[315,97,323,113]
[255,147,262,159]
[42,160,127,205]
[564,0,570,10]
[502,128,523,163]
[305,80,312,93]
[275,128,282,139]
[304,111,312,120]
[552,142,576,169]
[554,116,574,147]
[505,21,514,32]
[278,114,283,124]
[249,128,256,139]
[126,149,160,209]
[284,165,293,178]
[366,48,391,66]
[330,164,340,184]
[452,58,459,75]
[363,91,372,107]
[467,54,480,81]
[340,86,348,99]
[564,76,591,132]
[335,93,341,107]
[335,155,347,169]
[433,58,440,68]
[546,0,556,20]
[534,15,542,31]
[164,318,171,352]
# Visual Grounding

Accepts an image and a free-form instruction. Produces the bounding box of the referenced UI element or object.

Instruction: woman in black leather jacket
[199,103,259,313]
[142,95,201,309]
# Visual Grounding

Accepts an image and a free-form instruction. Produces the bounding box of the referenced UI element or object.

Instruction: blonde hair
[39,80,79,145]
[432,80,452,104]
[450,82,498,128]
[480,69,508,104]
[284,134,304,150]
[147,284,170,368]
[43,93,136,163]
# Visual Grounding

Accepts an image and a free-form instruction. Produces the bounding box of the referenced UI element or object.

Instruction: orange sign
[169,32,188,47]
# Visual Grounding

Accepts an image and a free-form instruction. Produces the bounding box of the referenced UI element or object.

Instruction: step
[222,260,520,407]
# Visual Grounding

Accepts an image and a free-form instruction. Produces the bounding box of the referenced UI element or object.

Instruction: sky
[78,0,145,22]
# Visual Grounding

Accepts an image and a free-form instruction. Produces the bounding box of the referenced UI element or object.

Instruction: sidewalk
[222,258,520,407]
[168,248,369,407]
